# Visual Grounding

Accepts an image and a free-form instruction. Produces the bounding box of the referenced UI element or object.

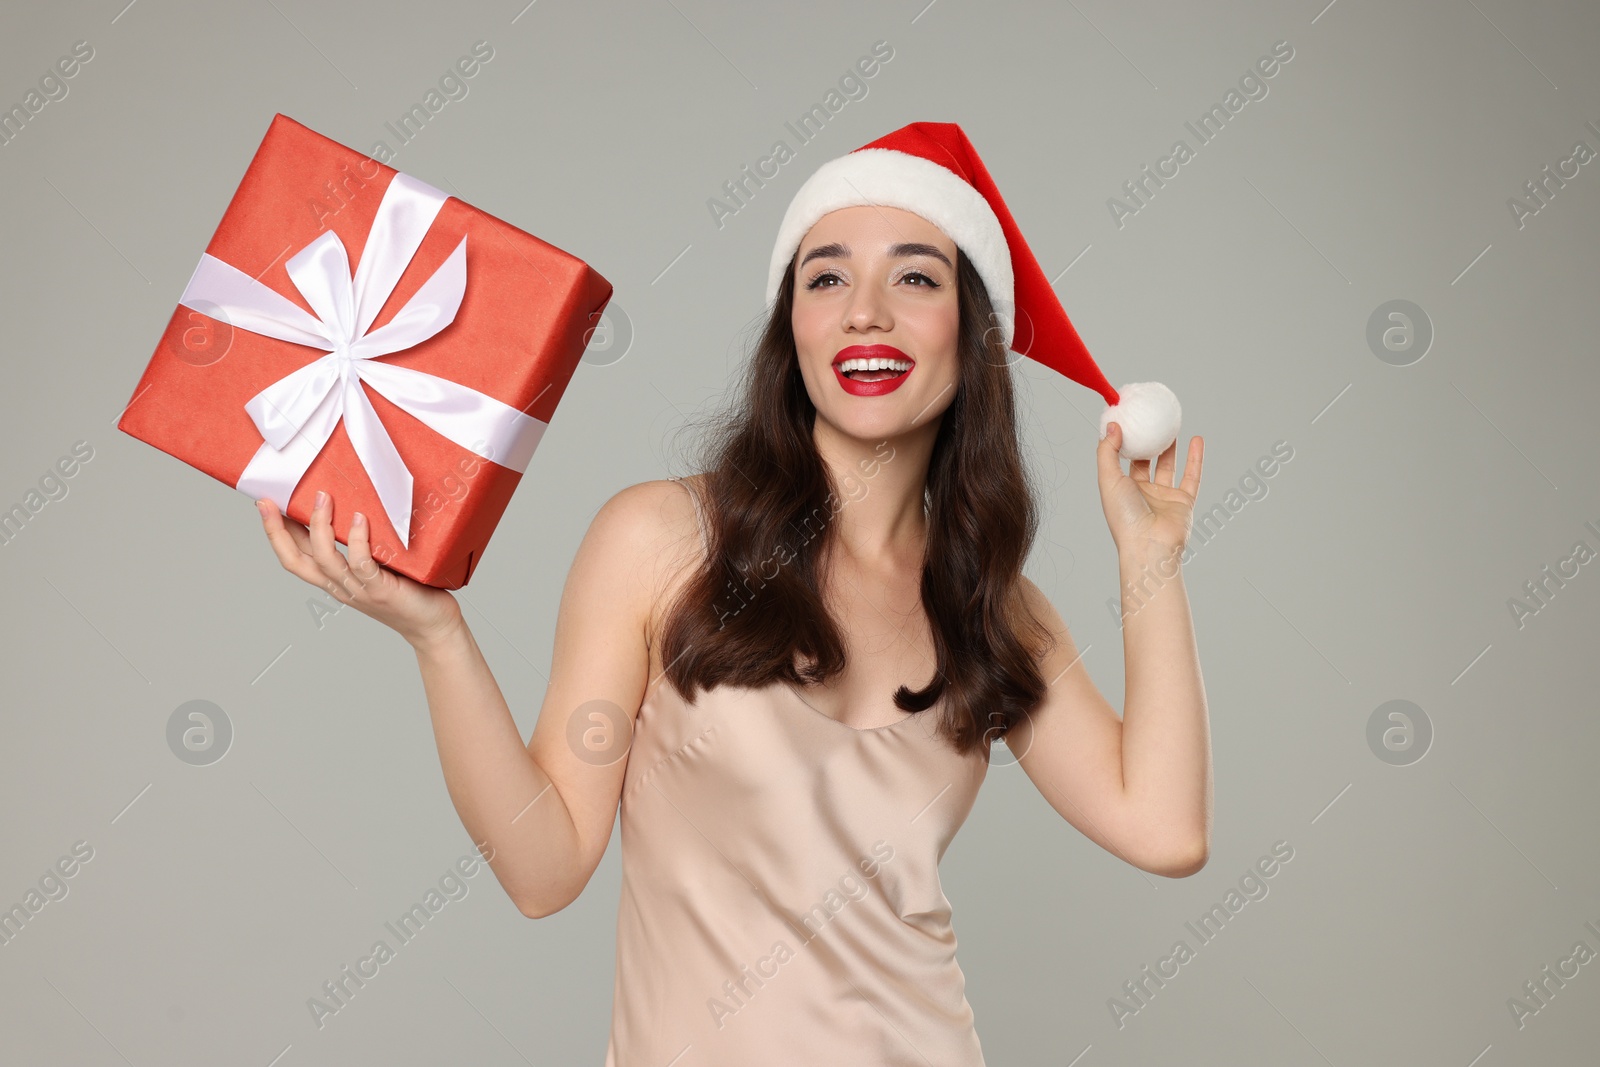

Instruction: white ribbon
[178,172,545,548]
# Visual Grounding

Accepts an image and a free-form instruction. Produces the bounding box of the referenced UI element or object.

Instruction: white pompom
[1099,381,1181,461]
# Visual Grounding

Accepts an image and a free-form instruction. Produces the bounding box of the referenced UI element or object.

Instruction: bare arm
[414,481,690,916]
[1114,538,1211,869]
[256,479,696,917]
[410,620,588,917]
[1006,428,1212,878]
[1009,565,1211,878]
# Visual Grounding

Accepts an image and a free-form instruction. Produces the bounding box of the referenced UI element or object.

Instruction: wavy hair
[659,250,1053,758]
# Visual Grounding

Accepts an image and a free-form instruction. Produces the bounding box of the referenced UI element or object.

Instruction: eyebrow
[798,241,954,270]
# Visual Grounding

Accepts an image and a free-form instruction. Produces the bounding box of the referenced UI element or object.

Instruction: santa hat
[766,121,1180,461]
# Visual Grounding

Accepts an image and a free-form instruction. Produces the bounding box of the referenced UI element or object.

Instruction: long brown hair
[659,250,1053,758]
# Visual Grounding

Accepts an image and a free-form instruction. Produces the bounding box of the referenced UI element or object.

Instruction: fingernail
[315,490,327,509]
[353,511,365,527]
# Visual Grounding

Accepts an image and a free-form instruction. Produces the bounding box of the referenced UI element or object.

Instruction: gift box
[118,112,612,588]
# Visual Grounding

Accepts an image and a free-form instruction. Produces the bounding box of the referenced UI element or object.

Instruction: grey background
[2,0,1598,1063]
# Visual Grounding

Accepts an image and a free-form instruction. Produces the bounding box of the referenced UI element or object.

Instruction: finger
[268,501,314,553]
[256,499,326,586]
[305,490,358,597]
[1130,456,1151,482]
[1154,437,1177,487]
[1096,422,1126,486]
[1177,436,1204,498]
[345,509,383,588]
[279,514,313,555]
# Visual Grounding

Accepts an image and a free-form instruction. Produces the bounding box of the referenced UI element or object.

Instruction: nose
[841,278,892,334]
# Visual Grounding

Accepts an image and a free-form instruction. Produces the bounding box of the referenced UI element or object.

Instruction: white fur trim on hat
[1098,381,1183,462]
[766,148,1015,346]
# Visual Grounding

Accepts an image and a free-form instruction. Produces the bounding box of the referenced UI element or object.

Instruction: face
[790,205,961,443]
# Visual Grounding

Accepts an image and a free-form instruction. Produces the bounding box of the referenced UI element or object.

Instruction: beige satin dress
[603,479,991,1065]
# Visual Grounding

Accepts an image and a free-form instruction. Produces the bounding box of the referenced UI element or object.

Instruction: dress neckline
[775,678,927,735]
[642,671,930,737]
[665,474,932,737]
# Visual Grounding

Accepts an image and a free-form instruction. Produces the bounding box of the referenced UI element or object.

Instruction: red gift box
[119,113,612,588]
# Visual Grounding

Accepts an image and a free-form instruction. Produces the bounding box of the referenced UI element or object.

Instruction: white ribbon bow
[178,172,545,548]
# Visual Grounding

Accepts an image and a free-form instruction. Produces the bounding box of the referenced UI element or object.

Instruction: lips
[833,344,914,397]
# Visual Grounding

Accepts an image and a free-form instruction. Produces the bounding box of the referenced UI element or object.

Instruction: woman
[254,121,1211,1064]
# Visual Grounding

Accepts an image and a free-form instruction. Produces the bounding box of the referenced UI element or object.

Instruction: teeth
[838,357,912,373]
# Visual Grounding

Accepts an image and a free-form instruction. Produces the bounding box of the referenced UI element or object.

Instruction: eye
[802,267,942,290]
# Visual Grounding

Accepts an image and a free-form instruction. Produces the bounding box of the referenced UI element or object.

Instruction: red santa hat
[766,120,1181,461]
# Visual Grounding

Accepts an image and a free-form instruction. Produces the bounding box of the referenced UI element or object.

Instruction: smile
[833,344,914,396]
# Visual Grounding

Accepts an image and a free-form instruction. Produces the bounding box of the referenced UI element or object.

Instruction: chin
[817,403,925,444]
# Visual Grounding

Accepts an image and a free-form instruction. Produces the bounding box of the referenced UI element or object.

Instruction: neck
[812,415,939,566]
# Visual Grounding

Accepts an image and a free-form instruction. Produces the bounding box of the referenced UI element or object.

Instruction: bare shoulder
[1015,573,1074,665]
[1015,573,1056,620]
[582,476,703,577]
[580,475,708,644]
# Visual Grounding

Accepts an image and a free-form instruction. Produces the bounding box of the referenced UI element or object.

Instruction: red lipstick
[832,344,914,397]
